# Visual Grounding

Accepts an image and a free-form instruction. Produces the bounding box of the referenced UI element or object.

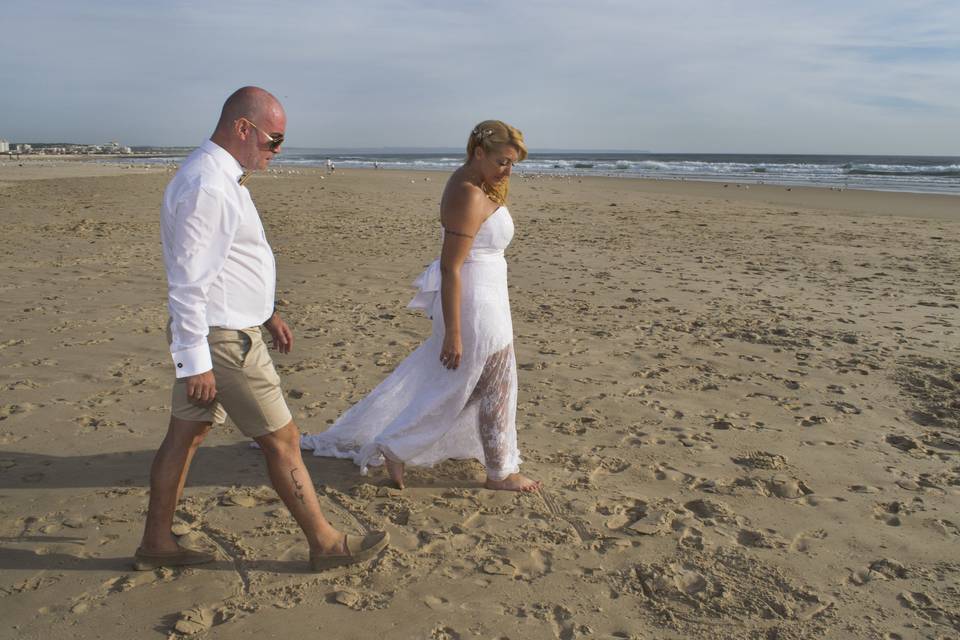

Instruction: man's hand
[186,370,217,405]
[263,312,293,354]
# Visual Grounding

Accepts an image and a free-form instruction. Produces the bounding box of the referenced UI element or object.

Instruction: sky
[1,0,958,154]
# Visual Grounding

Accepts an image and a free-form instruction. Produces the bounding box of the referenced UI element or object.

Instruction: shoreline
[2,161,957,220]
[8,152,957,198]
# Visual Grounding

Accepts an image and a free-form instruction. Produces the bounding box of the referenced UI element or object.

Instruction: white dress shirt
[161,139,276,378]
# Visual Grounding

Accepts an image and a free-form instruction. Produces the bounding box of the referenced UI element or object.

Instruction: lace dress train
[299,206,523,480]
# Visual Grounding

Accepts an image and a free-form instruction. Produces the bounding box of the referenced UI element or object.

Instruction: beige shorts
[170,325,292,438]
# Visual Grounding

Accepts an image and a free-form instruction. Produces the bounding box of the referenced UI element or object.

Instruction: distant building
[95,141,131,154]
[0,140,133,156]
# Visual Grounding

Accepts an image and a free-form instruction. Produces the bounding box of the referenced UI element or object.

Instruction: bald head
[210,86,287,172]
[214,86,284,134]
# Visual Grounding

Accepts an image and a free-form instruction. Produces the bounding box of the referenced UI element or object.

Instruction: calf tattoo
[290,468,306,505]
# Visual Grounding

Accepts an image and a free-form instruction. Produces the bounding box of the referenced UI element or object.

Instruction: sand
[0,161,958,639]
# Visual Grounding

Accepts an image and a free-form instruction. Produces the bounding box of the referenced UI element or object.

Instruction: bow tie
[238,171,251,186]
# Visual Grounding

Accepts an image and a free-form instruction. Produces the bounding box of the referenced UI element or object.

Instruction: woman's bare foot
[485,473,542,492]
[384,457,405,489]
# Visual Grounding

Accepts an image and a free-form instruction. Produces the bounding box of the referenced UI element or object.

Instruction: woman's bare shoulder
[441,177,486,222]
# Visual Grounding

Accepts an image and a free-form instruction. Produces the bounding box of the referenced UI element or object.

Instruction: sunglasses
[240,117,284,151]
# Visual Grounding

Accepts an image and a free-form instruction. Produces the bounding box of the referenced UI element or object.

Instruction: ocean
[122,150,960,195]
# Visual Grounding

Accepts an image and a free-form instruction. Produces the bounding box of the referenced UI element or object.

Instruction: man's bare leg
[174,424,210,506]
[140,417,211,553]
[255,421,346,555]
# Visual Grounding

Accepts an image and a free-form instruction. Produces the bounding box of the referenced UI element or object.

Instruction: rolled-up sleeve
[167,186,238,378]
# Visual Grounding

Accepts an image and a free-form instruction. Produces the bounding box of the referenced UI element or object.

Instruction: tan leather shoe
[133,545,215,571]
[309,531,389,571]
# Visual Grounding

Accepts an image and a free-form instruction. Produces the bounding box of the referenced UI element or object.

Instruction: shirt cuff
[171,344,213,378]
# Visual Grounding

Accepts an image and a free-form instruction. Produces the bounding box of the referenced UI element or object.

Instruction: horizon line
[7,142,959,158]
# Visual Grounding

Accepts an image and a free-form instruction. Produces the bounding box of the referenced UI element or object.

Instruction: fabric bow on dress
[407,259,441,317]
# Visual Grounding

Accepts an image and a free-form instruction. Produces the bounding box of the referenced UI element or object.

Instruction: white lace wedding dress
[299,206,522,480]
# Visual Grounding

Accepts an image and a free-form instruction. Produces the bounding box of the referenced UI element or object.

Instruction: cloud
[1,0,958,153]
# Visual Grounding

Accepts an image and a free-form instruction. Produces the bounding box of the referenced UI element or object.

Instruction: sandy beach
[1,161,958,639]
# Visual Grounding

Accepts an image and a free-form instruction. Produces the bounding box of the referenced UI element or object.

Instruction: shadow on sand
[0,443,364,491]
[0,545,319,574]
[0,443,489,492]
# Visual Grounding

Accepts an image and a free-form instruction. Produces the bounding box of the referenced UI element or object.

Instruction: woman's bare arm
[437,184,491,369]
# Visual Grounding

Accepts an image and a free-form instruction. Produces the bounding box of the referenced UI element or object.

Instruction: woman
[300,120,540,492]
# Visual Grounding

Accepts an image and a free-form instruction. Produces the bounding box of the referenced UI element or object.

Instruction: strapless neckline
[479,205,506,227]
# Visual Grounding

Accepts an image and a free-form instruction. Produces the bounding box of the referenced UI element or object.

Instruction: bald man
[136,87,388,572]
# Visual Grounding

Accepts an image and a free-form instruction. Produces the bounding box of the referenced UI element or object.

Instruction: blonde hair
[466,120,527,205]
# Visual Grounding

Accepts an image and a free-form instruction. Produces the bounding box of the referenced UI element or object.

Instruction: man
[135,86,388,571]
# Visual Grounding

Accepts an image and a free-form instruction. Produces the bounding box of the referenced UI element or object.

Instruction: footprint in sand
[172,606,217,635]
[1,573,63,596]
[920,431,960,453]
[0,339,28,351]
[619,430,665,446]
[848,484,883,494]
[672,523,706,550]
[5,379,41,391]
[507,548,554,581]
[873,502,907,526]
[624,507,676,536]
[653,465,696,484]
[789,529,827,553]
[480,556,516,577]
[897,590,960,630]
[826,400,862,415]
[422,595,451,610]
[926,519,959,537]
[534,603,577,640]
[767,475,814,499]
[74,415,126,432]
[737,528,786,549]
[849,558,910,585]
[595,495,638,524]
[683,498,739,525]
[675,430,715,449]
[428,625,462,640]
[732,451,788,470]
[0,403,40,420]
[548,417,592,436]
